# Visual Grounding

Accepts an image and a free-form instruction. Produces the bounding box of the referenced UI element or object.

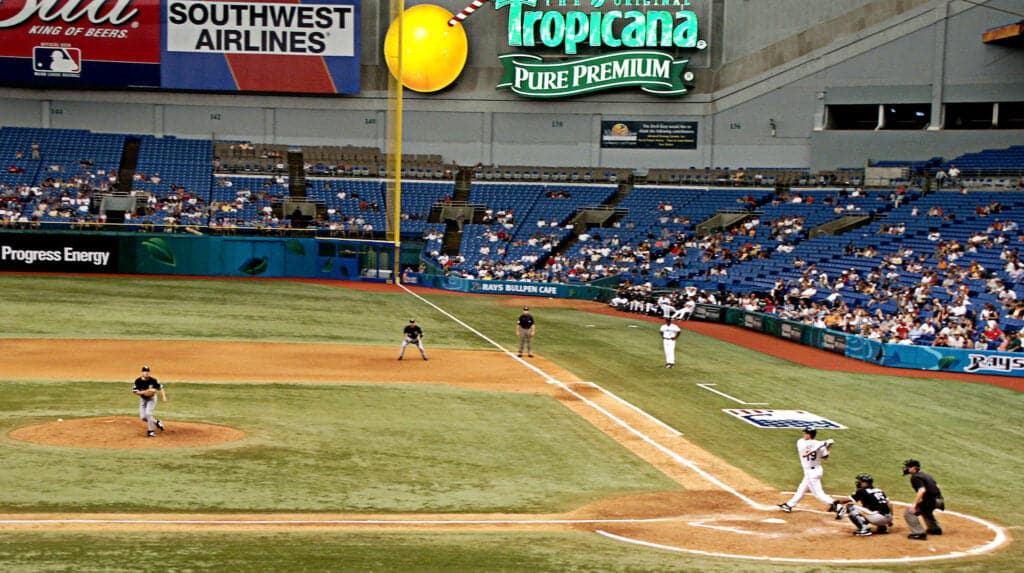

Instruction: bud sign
[0,0,160,87]
[0,0,362,93]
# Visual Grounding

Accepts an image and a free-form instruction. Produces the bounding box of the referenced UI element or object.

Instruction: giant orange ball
[384,4,468,93]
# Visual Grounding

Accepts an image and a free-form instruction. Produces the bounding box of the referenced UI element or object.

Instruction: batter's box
[724,409,846,430]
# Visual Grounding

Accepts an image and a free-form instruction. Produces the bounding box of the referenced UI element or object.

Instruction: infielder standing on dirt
[778,427,840,514]
[132,365,167,438]
[398,319,428,360]
[659,317,681,368]
[516,306,535,357]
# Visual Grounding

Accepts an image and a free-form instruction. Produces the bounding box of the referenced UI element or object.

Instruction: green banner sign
[498,51,689,99]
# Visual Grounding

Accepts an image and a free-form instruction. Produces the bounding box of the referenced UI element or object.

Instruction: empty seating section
[473,165,629,184]
[646,167,815,187]
[130,136,214,225]
[213,142,289,174]
[943,145,1024,173]
[449,183,618,275]
[396,182,452,235]
[305,179,387,235]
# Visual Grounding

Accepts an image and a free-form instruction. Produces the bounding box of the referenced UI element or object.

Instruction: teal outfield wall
[716,306,1024,378]
[413,273,616,303]
[0,231,360,279]
[3,231,1017,377]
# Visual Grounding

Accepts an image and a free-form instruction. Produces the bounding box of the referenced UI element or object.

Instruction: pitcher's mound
[9,417,245,449]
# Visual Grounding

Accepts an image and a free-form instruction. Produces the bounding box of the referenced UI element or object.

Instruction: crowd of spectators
[598,205,1024,351]
[608,274,1024,352]
[5,136,1024,352]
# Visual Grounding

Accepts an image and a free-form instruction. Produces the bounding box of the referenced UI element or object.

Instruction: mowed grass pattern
[0,381,679,513]
[0,276,1021,572]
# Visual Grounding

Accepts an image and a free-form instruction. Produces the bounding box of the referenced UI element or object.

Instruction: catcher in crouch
[132,365,167,437]
[838,472,894,536]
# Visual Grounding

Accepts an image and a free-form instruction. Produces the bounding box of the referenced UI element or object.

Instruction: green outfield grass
[0,380,678,513]
[0,275,1021,572]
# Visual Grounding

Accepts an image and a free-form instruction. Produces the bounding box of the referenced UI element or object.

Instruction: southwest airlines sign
[495,0,704,98]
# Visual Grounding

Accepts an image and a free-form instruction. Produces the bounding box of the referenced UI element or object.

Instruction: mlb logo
[724,409,846,430]
[33,47,81,74]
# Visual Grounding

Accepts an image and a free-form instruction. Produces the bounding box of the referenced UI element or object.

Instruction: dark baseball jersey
[909,471,942,510]
[851,486,892,515]
[404,324,423,340]
[133,376,162,398]
[517,313,534,329]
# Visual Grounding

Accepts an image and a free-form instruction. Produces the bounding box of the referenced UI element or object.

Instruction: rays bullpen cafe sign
[495,0,704,98]
[0,0,361,94]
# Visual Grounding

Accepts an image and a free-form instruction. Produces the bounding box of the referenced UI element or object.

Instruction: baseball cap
[141,365,150,372]
[409,319,416,323]
[523,306,529,310]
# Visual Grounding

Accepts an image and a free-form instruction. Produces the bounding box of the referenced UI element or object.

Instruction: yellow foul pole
[386,0,405,283]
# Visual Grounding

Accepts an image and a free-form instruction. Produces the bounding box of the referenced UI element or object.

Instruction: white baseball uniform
[785,437,835,508]
[660,321,681,366]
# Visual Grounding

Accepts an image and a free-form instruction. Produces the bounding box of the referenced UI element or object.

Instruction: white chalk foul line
[687,521,757,536]
[0,516,677,527]
[572,381,683,437]
[398,285,766,511]
[696,383,769,406]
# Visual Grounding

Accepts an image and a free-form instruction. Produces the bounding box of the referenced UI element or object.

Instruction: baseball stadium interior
[1,0,1023,359]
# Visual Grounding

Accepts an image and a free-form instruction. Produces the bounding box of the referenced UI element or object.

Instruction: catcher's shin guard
[848,511,868,529]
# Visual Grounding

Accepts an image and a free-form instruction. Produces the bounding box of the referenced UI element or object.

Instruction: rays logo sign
[724,409,847,430]
[495,0,704,98]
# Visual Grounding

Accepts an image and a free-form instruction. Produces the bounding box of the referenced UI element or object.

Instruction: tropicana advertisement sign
[384,0,704,98]
[496,0,704,98]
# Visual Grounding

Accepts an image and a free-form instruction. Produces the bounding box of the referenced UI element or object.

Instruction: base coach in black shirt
[516,306,535,357]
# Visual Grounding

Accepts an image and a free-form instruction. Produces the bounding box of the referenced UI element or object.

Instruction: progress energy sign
[494,0,704,99]
[0,0,361,94]
[601,120,697,149]
[0,233,117,272]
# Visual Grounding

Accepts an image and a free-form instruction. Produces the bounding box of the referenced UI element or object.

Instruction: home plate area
[578,492,1000,563]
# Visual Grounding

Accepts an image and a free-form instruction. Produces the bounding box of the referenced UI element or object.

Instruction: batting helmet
[902,459,920,475]
[803,426,817,438]
[855,473,874,486]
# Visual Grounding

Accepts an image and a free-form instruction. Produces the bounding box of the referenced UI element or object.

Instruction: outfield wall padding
[414,273,615,302]
[711,306,1023,378]
[0,231,354,278]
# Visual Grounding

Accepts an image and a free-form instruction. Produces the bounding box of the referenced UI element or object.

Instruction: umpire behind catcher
[902,459,945,540]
